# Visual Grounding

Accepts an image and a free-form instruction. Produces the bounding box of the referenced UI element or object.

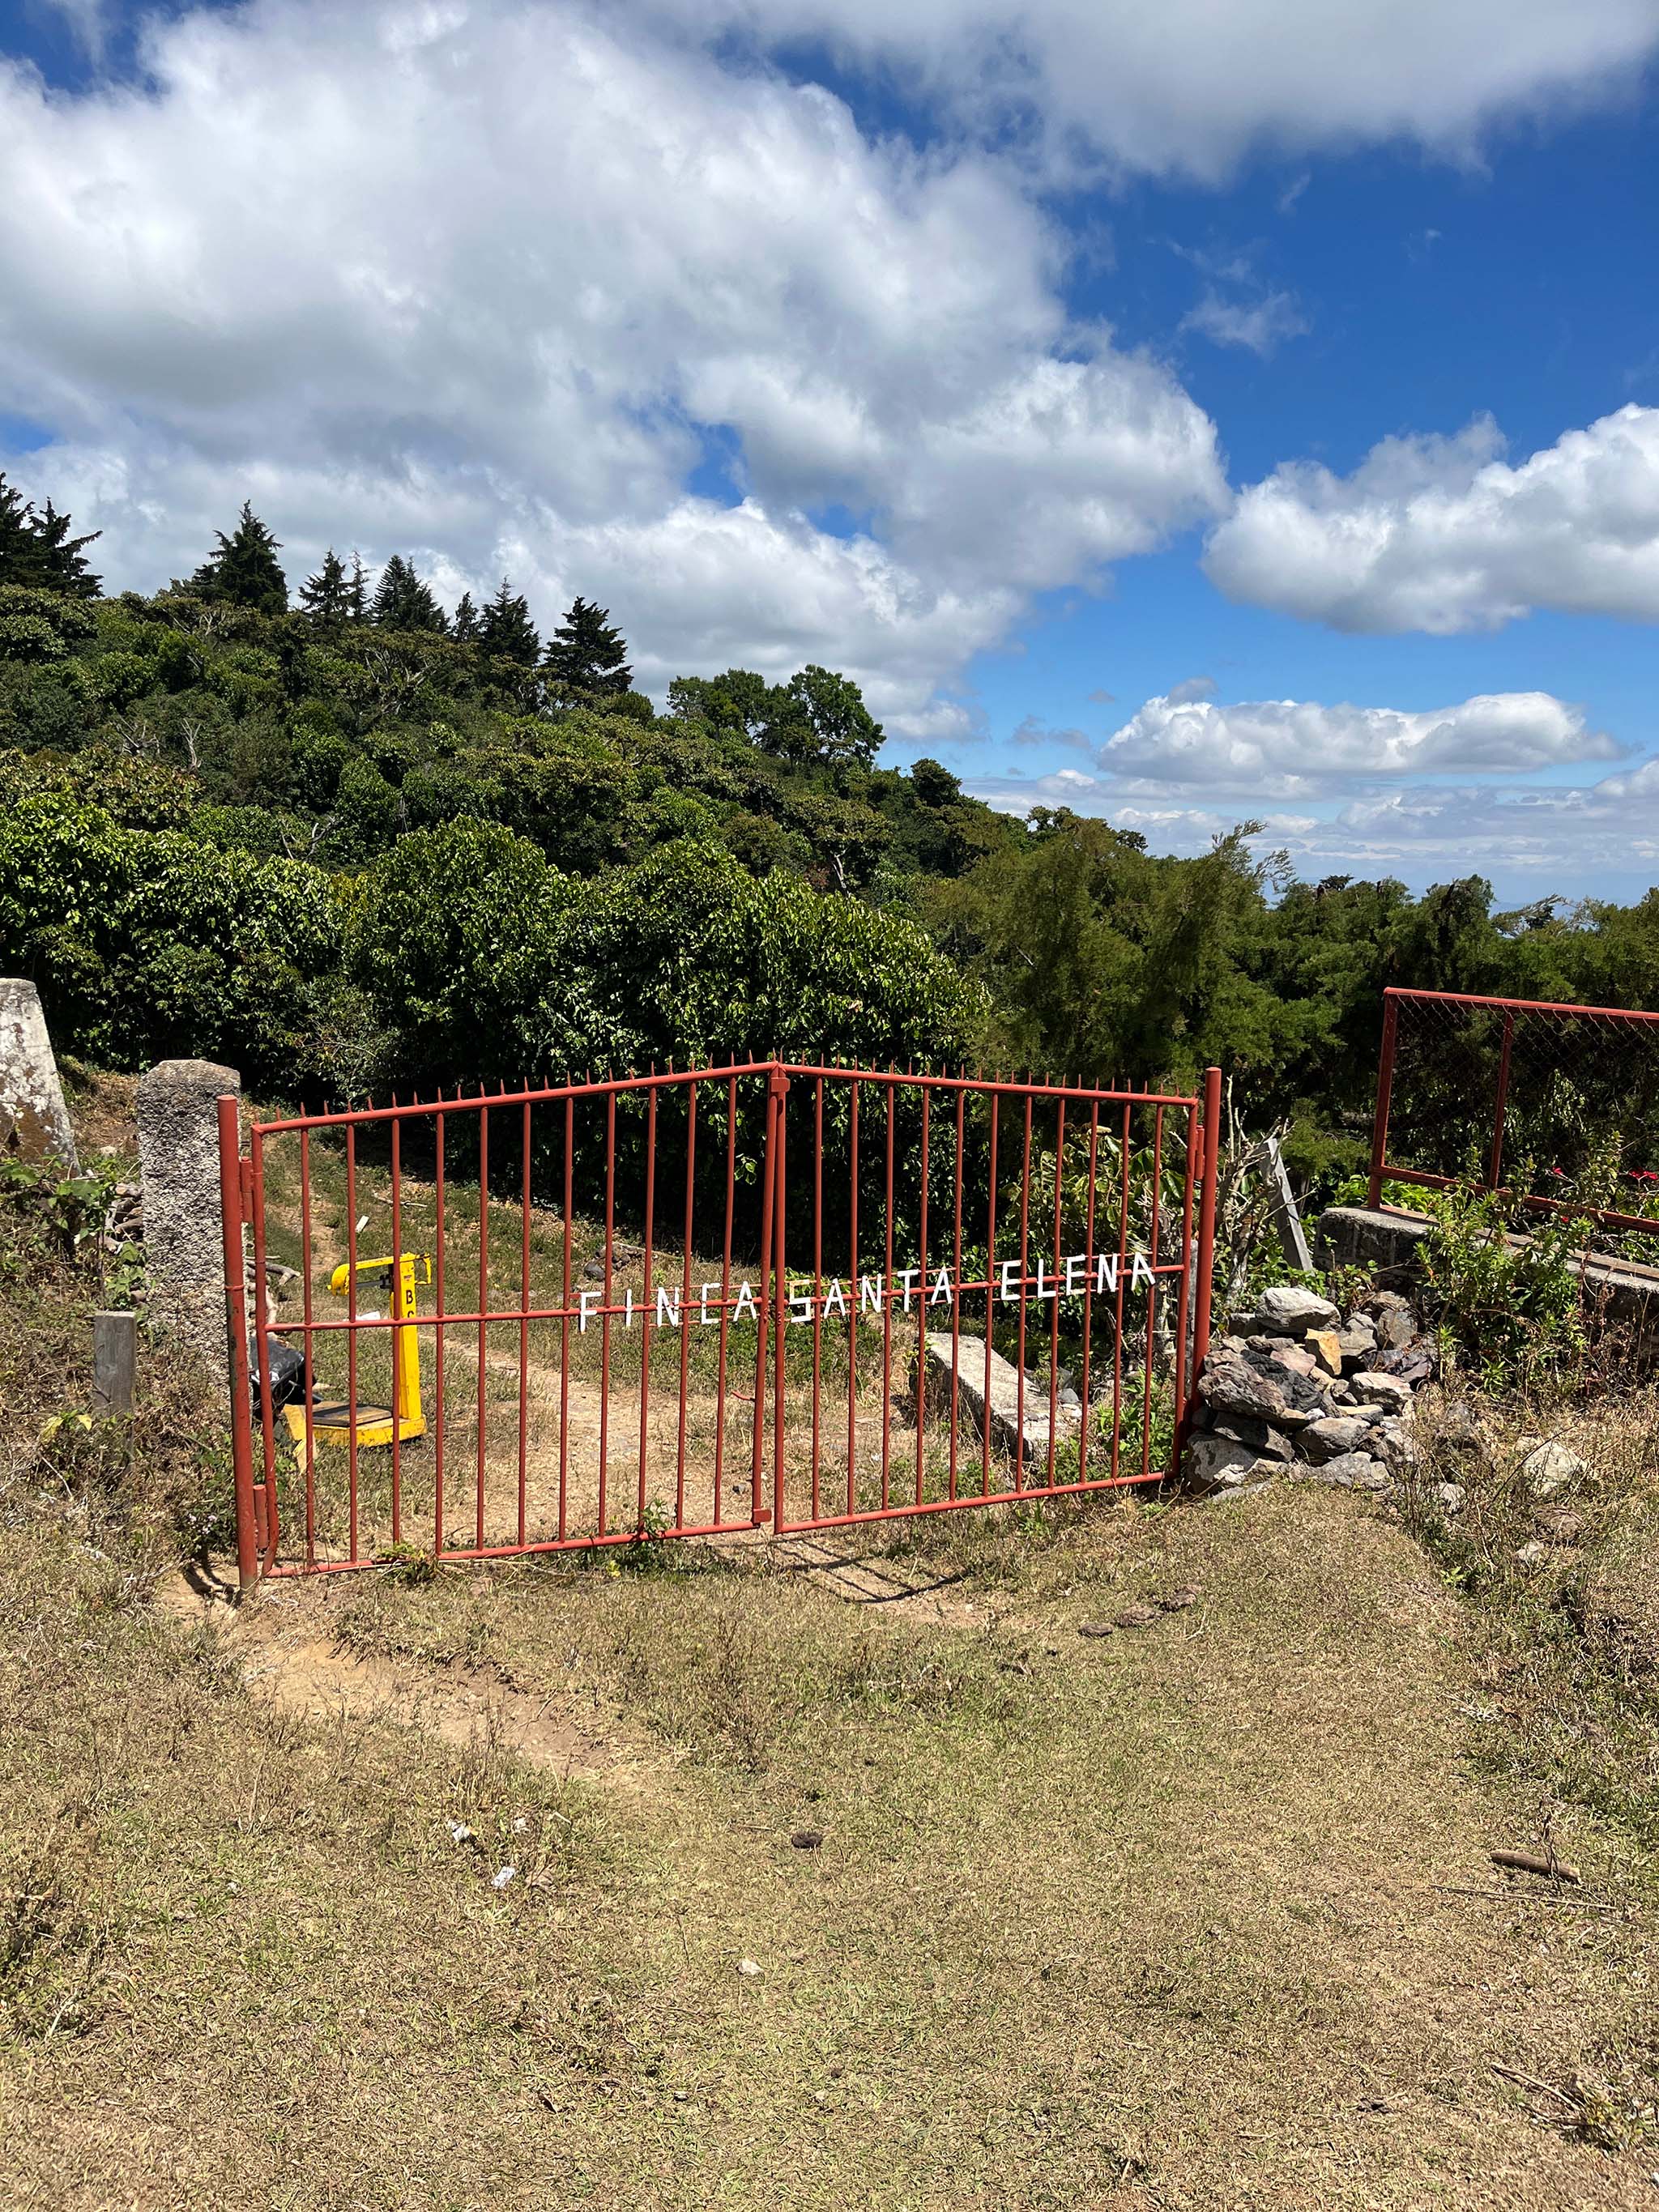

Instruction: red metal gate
[220,1062,1221,1587]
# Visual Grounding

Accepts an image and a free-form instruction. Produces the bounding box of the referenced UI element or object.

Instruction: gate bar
[215,1092,260,1595]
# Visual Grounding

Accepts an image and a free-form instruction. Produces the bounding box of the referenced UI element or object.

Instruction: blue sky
[4,0,1659,897]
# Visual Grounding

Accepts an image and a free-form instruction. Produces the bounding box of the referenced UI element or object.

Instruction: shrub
[0,794,342,1086]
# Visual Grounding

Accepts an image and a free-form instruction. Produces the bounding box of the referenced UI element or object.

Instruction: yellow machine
[283,1252,431,1451]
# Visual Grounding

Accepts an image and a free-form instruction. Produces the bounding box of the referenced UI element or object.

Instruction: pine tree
[0,472,101,597]
[542,595,631,696]
[346,552,369,623]
[451,590,480,642]
[369,553,447,633]
[26,499,101,598]
[297,548,352,624]
[0,475,34,586]
[478,578,540,666]
[190,501,288,613]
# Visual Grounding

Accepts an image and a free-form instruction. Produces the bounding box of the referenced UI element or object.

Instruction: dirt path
[157,1562,625,1780]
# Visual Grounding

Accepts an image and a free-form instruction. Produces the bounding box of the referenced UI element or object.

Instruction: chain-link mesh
[1380,991,1659,1225]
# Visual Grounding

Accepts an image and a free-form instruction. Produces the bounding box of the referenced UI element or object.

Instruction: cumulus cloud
[0,0,1226,727]
[648,0,1659,181]
[1205,404,1659,632]
[1180,288,1307,357]
[1099,688,1619,796]
[966,682,1647,889]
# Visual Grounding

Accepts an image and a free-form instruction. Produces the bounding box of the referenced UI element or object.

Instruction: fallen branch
[1491,1848,1581,1883]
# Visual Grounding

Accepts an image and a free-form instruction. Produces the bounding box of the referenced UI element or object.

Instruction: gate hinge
[238,1157,255,1223]
[767,1066,791,1099]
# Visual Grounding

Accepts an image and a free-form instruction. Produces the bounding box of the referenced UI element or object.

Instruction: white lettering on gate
[586,1247,1160,1329]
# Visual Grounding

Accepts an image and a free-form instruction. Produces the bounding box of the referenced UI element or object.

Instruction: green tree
[345,552,369,623]
[297,548,353,624]
[479,578,539,665]
[543,595,631,696]
[0,473,101,597]
[0,586,97,664]
[761,664,884,774]
[188,501,288,614]
[451,590,480,641]
[369,554,447,633]
[666,667,776,739]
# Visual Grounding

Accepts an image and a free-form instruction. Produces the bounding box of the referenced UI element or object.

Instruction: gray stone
[1239,1284,1341,1336]
[1314,1204,1434,1278]
[1351,1370,1412,1411]
[1183,1432,1281,1496]
[1518,1440,1585,1500]
[1205,1413,1294,1462]
[1335,1320,1378,1368]
[1198,1355,1328,1432]
[1515,1541,1550,1568]
[138,1058,241,1386]
[1298,1414,1374,1464]
[1270,1344,1320,1379]
[1308,1451,1392,1493]
[1369,1421,1418,1475]
[1375,1307,1417,1351]
[0,978,77,1170]
[1435,1481,1466,1515]
[922,1332,1080,1470]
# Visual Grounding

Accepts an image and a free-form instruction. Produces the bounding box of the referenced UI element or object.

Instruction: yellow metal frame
[283,1252,431,1451]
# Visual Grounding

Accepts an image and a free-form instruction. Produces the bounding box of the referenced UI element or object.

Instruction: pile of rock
[1183,1283,1451,1507]
[102,1177,143,1258]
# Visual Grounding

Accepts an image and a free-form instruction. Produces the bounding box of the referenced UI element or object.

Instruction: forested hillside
[6,473,1659,1196]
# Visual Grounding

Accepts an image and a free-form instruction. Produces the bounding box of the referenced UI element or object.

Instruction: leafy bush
[0,794,343,1086]
[348,821,983,1092]
[1410,1173,1593,1393]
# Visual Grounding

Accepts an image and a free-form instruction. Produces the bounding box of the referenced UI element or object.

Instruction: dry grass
[2,1072,1659,2206]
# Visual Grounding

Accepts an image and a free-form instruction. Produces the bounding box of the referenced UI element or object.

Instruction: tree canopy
[544,595,631,696]
[187,502,288,615]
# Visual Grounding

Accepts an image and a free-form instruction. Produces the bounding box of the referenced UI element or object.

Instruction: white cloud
[648,0,1659,181]
[0,0,1225,724]
[963,761,1659,889]
[1205,404,1659,632]
[1100,688,1618,796]
[965,682,1653,890]
[1180,288,1307,356]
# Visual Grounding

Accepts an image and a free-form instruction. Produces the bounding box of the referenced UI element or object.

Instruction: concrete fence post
[138,1058,242,1387]
[92,1311,138,1417]
[0,979,78,1171]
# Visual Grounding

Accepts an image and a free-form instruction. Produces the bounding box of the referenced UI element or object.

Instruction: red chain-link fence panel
[1367,987,1659,1230]
[219,1062,1222,1587]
